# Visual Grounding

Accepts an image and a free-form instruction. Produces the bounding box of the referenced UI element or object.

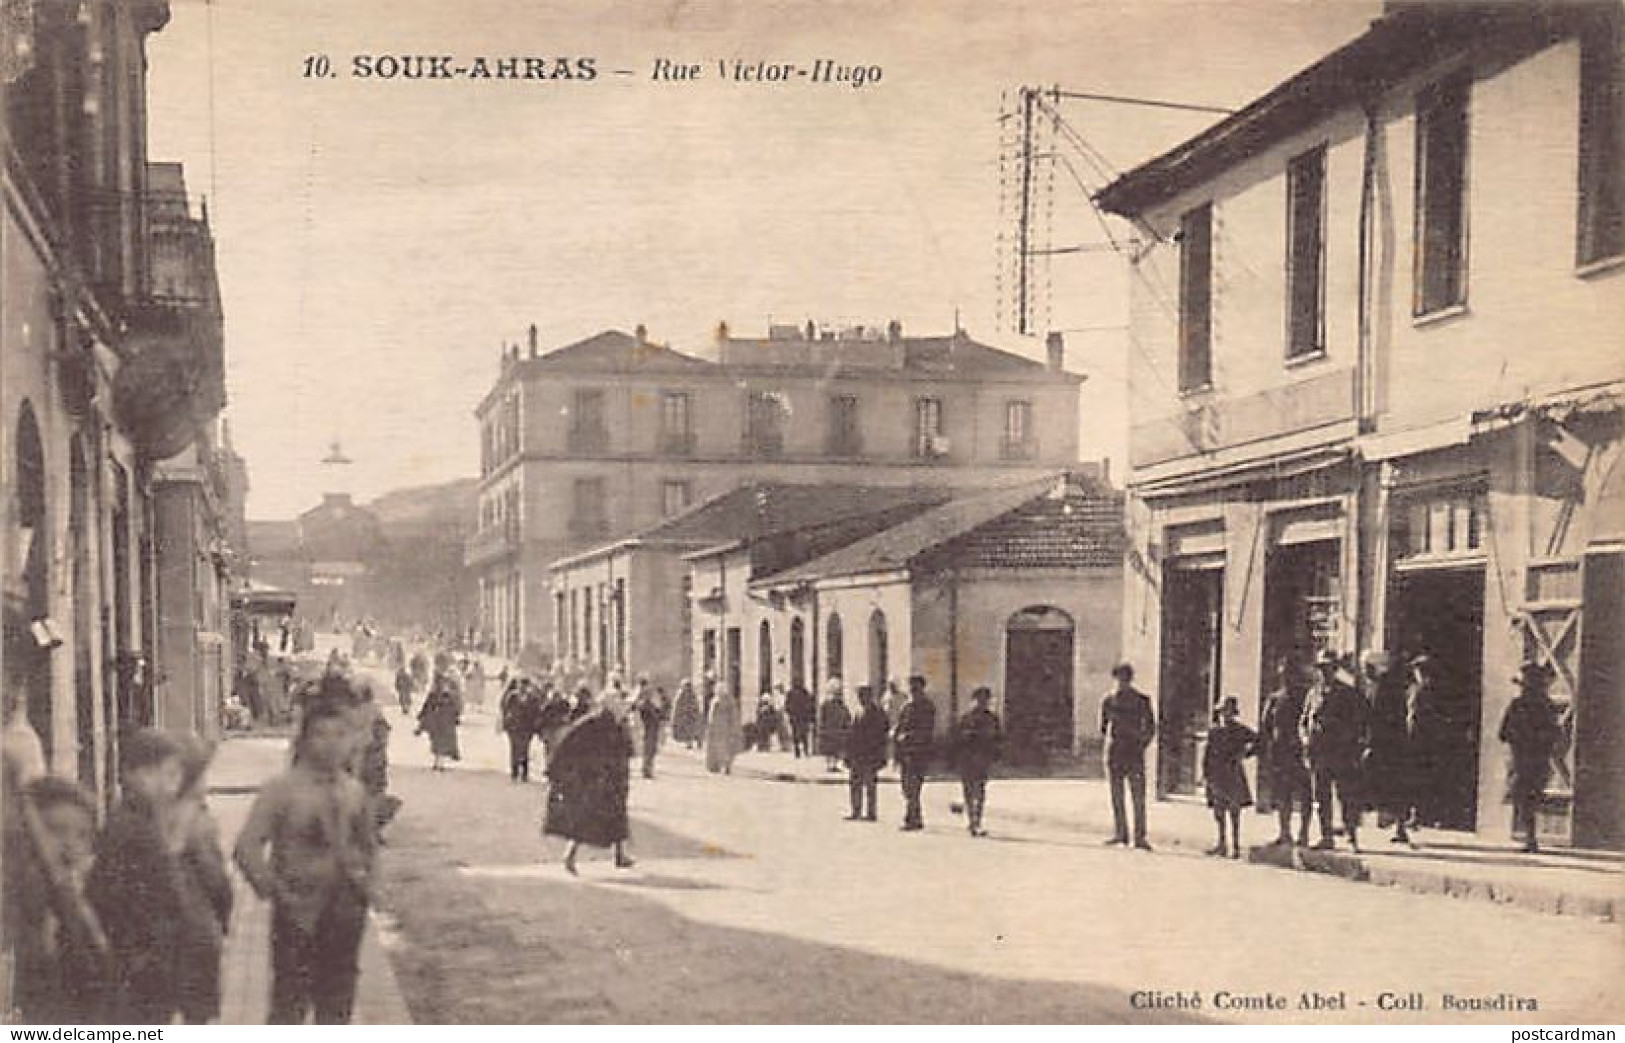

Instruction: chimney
[805,319,816,341]
[1045,331,1065,373]
[635,323,648,345]
[527,323,538,358]
[715,319,729,346]
[887,319,902,342]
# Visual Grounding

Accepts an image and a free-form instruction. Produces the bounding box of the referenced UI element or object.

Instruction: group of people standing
[1098,648,1568,861]
[0,661,390,1025]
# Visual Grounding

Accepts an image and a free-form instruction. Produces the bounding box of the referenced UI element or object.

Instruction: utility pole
[1016,86,1036,336]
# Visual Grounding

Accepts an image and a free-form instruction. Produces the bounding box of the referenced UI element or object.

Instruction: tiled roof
[549,482,956,570]
[523,330,714,374]
[758,473,1122,585]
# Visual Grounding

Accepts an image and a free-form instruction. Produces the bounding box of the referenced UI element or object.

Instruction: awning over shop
[232,583,297,616]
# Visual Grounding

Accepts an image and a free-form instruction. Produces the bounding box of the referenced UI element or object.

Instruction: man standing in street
[1499,661,1561,853]
[784,678,816,759]
[893,675,937,832]
[1259,653,1313,847]
[1299,649,1369,852]
[1101,662,1155,850]
[845,685,888,822]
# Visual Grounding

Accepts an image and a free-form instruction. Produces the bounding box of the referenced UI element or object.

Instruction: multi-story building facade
[471,320,1084,660]
[3,1,230,802]
[1099,1,1624,848]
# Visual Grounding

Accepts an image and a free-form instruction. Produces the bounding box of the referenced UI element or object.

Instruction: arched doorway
[867,609,888,694]
[70,435,96,789]
[789,617,806,688]
[825,613,843,682]
[1004,606,1076,766]
[11,402,52,764]
[757,620,773,696]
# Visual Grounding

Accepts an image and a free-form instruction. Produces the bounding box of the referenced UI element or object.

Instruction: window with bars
[744,391,786,457]
[1414,77,1470,316]
[1002,399,1034,459]
[570,477,607,535]
[569,388,608,453]
[662,479,692,517]
[913,397,945,458]
[1286,146,1327,359]
[1178,204,1213,392]
[827,394,862,456]
[660,391,694,454]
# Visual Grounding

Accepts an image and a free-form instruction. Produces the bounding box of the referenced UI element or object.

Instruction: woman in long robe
[818,681,852,772]
[704,691,742,775]
[544,701,635,874]
[415,673,462,770]
[670,680,703,749]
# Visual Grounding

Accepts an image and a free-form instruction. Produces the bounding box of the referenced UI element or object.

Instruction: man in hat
[1299,649,1369,851]
[893,675,937,831]
[1100,662,1156,850]
[1259,653,1313,846]
[1360,648,1416,845]
[1498,661,1562,853]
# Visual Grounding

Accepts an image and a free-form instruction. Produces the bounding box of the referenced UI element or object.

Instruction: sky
[145,0,1382,520]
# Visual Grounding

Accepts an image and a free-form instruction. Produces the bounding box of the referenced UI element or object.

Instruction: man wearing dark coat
[1259,654,1313,846]
[844,686,889,822]
[784,680,816,759]
[1299,650,1369,852]
[1499,661,1562,853]
[500,678,543,782]
[818,681,852,772]
[949,687,1003,837]
[1361,650,1417,844]
[893,675,937,831]
[1100,662,1156,850]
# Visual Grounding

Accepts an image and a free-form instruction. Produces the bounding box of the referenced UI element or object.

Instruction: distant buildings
[2,1,235,802]
[472,320,1086,659]
[1098,2,1624,847]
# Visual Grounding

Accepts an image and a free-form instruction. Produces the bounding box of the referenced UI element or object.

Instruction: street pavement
[356,671,1623,1024]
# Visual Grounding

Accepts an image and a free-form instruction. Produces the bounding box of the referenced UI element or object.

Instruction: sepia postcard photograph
[1,0,1623,1028]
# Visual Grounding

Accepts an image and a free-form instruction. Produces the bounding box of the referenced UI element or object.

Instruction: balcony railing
[743,431,785,458]
[659,430,696,456]
[1001,438,1036,461]
[112,296,226,460]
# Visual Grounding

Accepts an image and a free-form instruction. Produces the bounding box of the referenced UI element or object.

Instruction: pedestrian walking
[394,665,415,716]
[785,678,816,758]
[670,679,703,750]
[948,687,1003,837]
[1299,649,1369,852]
[752,691,782,752]
[893,676,937,831]
[536,684,574,765]
[1101,662,1155,851]
[1499,661,1562,853]
[234,702,377,1025]
[544,693,636,875]
[845,685,888,822]
[704,689,743,775]
[4,775,113,1023]
[1259,653,1313,847]
[349,682,398,842]
[1203,696,1256,859]
[632,678,668,779]
[500,678,543,782]
[467,657,488,710]
[1404,653,1448,828]
[87,728,188,1023]
[169,735,233,1025]
[818,679,852,772]
[416,658,463,771]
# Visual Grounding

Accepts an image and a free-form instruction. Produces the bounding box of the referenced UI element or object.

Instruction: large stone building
[2,1,232,802]
[1098,2,1624,847]
[722,473,1123,759]
[473,320,1085,660]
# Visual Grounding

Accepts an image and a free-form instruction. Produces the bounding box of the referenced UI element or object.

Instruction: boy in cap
[88,727,188,1023]
[235,701,377,1024]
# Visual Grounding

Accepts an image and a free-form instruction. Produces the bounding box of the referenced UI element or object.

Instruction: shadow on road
[376,762,1206,1024]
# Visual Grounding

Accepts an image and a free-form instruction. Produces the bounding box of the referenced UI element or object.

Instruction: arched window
[825,612,844,681]
[868,609,888,693]
[789,617,806,687]
[758,620,773,695]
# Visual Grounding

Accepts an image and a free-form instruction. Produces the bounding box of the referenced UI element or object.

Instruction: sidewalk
[716,746,1625,923]
[208,736,413,1025]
